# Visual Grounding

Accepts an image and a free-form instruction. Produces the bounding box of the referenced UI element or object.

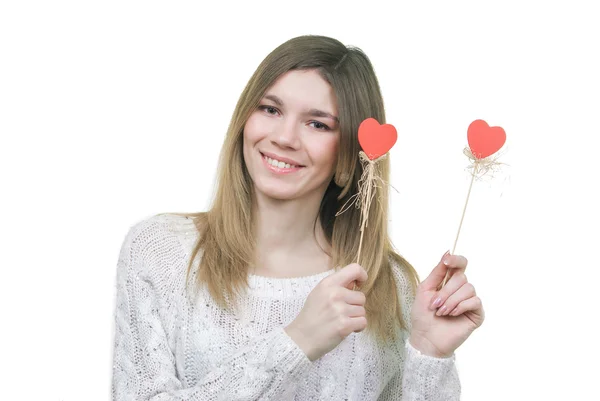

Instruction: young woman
[111,35,485,400]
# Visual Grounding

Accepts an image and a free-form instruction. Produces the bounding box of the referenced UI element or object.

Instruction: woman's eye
[259,105,279,115]
[310,121,330,131]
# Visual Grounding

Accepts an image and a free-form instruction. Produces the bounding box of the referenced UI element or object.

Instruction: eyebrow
[264,94,339,123]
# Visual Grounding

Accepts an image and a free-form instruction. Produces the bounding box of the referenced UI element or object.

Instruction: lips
[260,151,305,167]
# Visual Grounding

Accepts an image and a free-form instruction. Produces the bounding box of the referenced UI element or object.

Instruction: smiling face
[242,69,340,202]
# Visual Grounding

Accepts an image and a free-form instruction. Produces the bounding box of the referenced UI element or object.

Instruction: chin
[255,183,299,201]
[250,170,332,202]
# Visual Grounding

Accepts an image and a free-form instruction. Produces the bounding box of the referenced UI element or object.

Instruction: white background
[1,1,599,400]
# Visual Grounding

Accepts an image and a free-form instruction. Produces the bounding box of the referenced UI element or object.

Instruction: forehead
[266,70,337,112]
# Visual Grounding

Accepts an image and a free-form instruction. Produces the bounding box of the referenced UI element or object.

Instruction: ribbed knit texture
[111,214,460,400]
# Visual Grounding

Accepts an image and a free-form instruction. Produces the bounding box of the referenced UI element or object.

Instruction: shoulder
[120,213,199,252]
[115,214,201,328]
[117,213,200,281]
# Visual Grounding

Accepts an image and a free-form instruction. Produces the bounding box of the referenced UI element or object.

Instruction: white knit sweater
[111,214,461,400]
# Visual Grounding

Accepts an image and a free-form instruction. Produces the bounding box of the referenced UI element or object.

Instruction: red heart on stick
[467,119,506,159]
[357,118,397,160]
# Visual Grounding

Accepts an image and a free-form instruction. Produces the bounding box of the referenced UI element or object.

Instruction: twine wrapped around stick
[438,146,506,290]
[335,151,399,290]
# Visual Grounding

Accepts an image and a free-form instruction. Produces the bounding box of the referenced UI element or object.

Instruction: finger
[436,254,469,290]
[420,251,451,291]
[348,316,368,333]
[346,304,366,318]
[448,296,483,317]
[443,254,469,271]
[436,282,476,317]
[341,287,366,306]
[329,263,368,288]
[429,271,468,311]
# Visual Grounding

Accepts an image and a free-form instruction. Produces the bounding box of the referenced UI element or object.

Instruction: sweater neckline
[246,268,336,298]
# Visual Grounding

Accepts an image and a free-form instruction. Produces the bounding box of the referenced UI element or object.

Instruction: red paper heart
[357,118,397,160]
[467,119,506,159]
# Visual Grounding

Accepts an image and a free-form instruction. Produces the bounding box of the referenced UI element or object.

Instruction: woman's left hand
[408,251,485,358]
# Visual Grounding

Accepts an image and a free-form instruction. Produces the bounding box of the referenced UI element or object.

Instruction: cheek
[243,115,261,144]
[312,137,339,168]
[244,112,276,144]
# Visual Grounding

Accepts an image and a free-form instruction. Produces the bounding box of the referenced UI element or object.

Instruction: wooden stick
[353,228,366,291]
[355,167,373,265]
[439,162,479,289]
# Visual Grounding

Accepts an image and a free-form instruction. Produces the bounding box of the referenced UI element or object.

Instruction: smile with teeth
[262,154,302,169]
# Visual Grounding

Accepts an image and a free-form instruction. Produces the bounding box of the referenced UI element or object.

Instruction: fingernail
[441,250,450,264]
[450,308,458,316]
[436,305,447,316]
[431,297,442,309]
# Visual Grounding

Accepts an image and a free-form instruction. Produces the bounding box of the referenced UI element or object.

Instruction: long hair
[163,35,419,344]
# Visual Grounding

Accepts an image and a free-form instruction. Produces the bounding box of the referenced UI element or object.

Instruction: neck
[250,188,333,277]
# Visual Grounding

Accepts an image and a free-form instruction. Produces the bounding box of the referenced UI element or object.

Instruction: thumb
[420,251,451,291]
[331,263,368,288]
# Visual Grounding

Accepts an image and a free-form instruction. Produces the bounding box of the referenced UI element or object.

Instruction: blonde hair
[163,35,419,344]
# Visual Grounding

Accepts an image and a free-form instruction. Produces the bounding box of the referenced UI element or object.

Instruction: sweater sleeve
[399,340,461,400]
[111,220,312,401]
[378,259,461,400]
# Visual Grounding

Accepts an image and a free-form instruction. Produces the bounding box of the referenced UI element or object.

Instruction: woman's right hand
[284,263,368,361]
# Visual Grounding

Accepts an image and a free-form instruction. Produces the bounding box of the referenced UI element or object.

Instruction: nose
[271,118,301,149]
